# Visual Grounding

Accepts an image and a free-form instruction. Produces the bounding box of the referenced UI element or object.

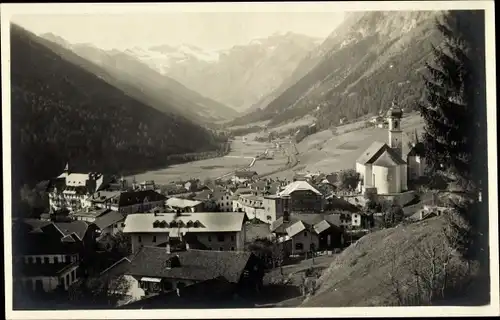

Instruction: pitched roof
[126,247,252,283]
[52,220,91,240]
[372,150,400,167]
[14,232,81,255]
[277,181,322,197]
[88,191,121,203]
[112,190,166,207]
[166,197,203,208]
[94,211,126,230]
[123,212,246,234]
[286,221,307,237]
[313,220,334,234]
[71,208,111,218]
[99,257,131,277]
[407,142,425,157]
[271,213,343,235]
[356,142,406,165]
[234,171,258,178]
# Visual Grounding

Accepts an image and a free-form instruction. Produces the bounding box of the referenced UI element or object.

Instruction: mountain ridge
[229,11,445,129]
[39,32,238,124]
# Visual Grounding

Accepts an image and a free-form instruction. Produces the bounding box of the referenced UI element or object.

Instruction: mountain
[10,24,228,197]
[39,33,238,124]
[229,11,446,128]
[125,32,322,111]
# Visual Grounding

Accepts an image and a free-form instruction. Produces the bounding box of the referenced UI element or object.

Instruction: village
[12,104,454,308]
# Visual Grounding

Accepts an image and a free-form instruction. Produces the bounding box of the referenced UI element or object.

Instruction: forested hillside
[229,11,445,129]
[10,24,228,196]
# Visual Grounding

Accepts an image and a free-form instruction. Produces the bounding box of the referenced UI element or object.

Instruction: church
[355,102,408,195]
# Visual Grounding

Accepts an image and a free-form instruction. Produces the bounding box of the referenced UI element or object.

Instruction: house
[48,164,112,212]
[97,257,143,306]
[102,190,167,214]
[70,207,112,223]
[12,221,84,293]
[84,191,121,209]
[355,101,408,195]
[406,141,427,180]
[118,277,241,309]
[409,205,451,222]
[276,180,324,213]
[192,189,233,212]
[165,197,204,213]
[123,211,248,254]
[262,195,286,223]
[232,195,267,221]
[271,213,345,255]
[125,247,265,297]
[133,180,156,191]
[184,179,200,192]
[94,210,127,236]
[232,171,258,184]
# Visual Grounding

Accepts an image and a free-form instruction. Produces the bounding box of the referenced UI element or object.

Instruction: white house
[94,210,127,236]
[123,211,248,254]
[165,197,204,213]
[356,102,408,195]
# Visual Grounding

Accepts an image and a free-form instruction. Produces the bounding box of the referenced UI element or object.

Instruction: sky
[11,12,346,51]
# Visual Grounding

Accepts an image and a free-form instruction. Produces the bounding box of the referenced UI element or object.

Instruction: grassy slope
[301,216,460,307]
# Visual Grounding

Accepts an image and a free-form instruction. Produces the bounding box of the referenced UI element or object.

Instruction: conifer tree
[417,11,488,284]
[417,10,486,202]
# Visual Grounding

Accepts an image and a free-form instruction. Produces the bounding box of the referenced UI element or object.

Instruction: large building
[123,211,248,254]
[277,180,324,213]
[355,102,408,195]
[48,164,112,212]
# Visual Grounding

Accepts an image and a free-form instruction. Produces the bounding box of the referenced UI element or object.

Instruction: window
[217,234,225,242]
[231,235,235,241]
[295,243,304,250]
[153,236,157,243]
[230,247,235,251]
[28,257,34,264]
[44,257,50,264]
[219,247,224,251]
[208,235,212,242]
[36,257,42,264]
[304,231,308,237]
[54,257,59,264]
[138,236,142,243]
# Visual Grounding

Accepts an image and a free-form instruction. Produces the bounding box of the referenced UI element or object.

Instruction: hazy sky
[11,12,346,51]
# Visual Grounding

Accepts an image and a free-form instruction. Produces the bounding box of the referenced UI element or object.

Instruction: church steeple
[387,99,403,157]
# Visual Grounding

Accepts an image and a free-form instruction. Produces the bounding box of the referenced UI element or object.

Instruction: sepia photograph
[1,1,498,319]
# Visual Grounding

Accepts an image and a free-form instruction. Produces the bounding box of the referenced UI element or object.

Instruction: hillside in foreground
[301,216,486,307]
[10,24,227,194]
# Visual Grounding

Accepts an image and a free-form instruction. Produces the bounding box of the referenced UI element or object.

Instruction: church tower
[387,99,403,157]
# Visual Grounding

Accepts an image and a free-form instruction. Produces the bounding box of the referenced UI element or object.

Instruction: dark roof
[356,142,406,165]
[72,208,111,218]
[99,257,132,278]
[114,190,167,207]
[271,213,343,234]
[234,171,258,178]
[14,262,79,278]
[22,219,52,230]
[407,142,425,157]
[94,211,126,230]
[14,232,81,255]
[127,247,252,283]
[52,220,91,240]
[118,277,238,309]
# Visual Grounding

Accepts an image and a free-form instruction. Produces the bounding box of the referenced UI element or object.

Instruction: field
[264,113,424,180]
[129,136,288,184]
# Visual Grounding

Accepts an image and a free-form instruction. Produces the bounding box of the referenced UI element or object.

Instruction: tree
[102,231,132,258]
[335,169,360,191]
[383,204,405,228]
[417,11,486,202]
[416,11,487,265]
[68,275,132,308]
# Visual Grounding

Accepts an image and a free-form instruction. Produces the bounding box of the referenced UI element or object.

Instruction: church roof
[372,150,399,167]
[356,142,406,165]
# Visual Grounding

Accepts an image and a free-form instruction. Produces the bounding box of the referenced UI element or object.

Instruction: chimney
[186,242,190,250]
[166,243,171,254]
